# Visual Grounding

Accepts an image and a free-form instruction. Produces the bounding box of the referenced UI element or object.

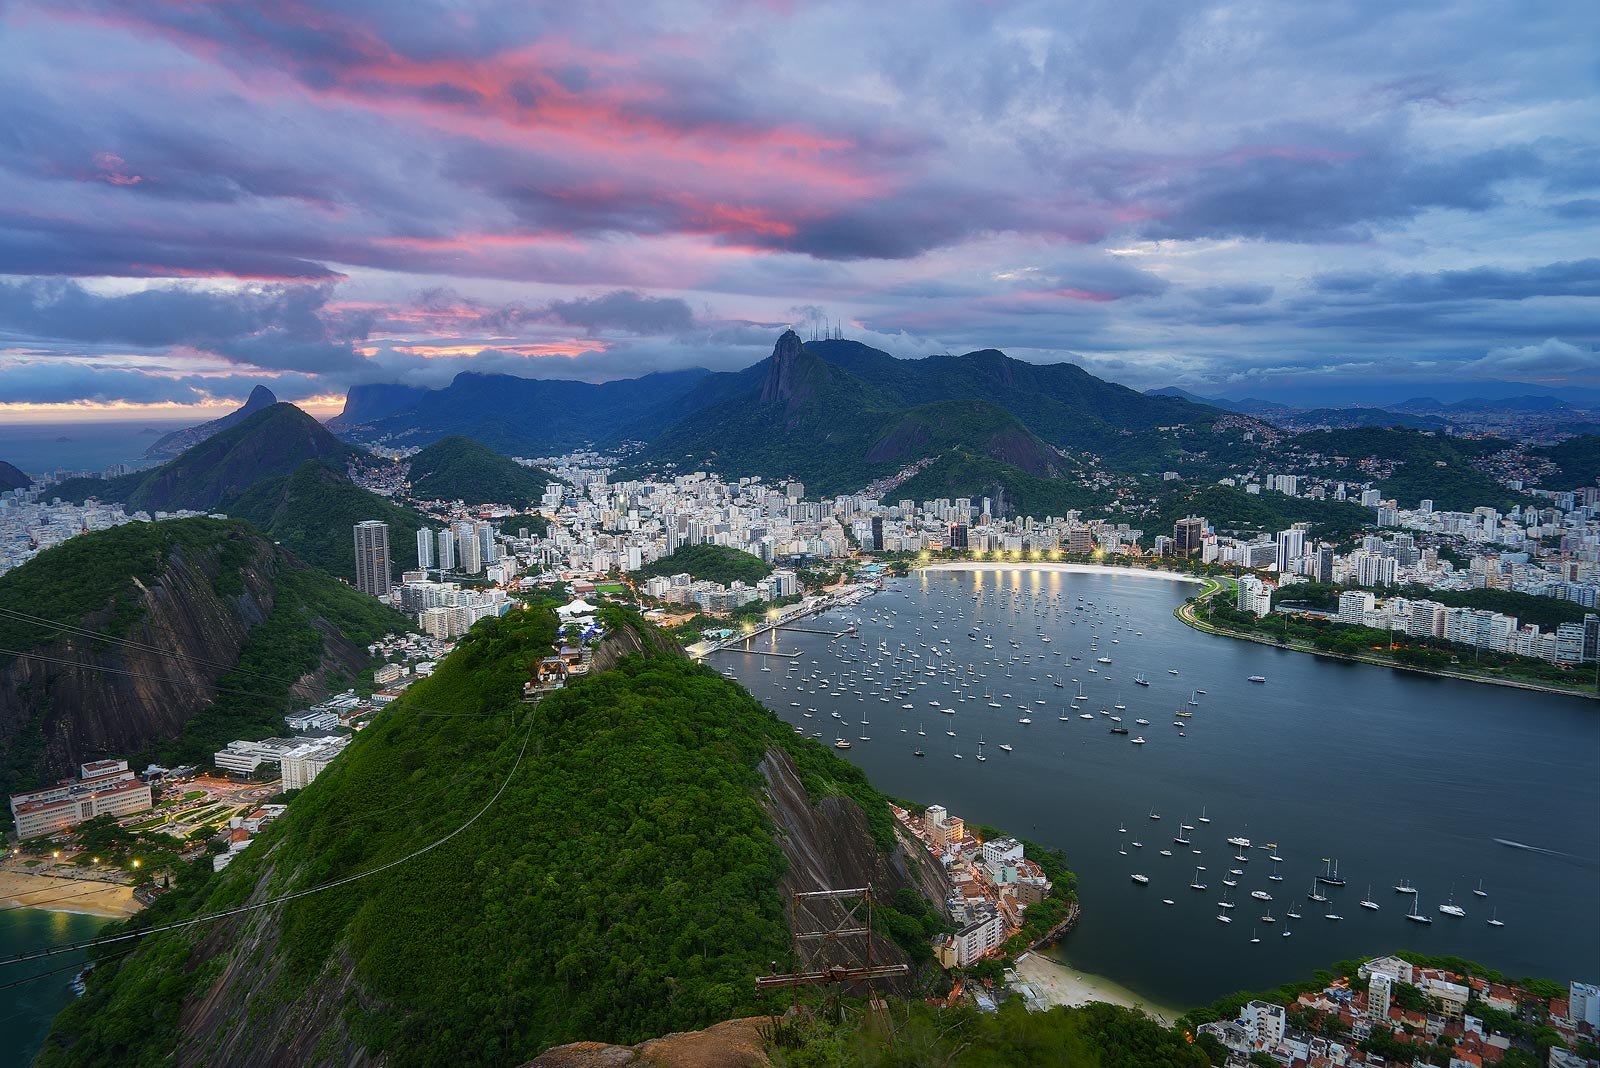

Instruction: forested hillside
[637,544,773,586]
[0,519,402,815]
[406,435,558,506]
[39,608,940,1068]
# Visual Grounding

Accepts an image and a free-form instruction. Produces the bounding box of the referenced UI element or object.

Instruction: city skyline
[1,0,1597,421]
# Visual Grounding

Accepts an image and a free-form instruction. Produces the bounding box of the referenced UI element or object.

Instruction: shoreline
[1013,950,1180,1024]
[0,868,142,919]
[918,561,1206,586]
[1176,586,1598,702]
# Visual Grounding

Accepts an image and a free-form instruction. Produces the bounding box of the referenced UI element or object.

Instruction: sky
[1,0,1597,421]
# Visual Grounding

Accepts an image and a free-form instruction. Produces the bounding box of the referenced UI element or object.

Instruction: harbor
[711,563,1600,1010]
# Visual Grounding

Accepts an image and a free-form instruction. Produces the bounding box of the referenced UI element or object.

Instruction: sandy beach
[1014,951,1180,1024]
[0,867,141,919]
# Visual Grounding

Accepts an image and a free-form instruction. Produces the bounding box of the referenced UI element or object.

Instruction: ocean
[0,909,106,1068]
[0,420,193,479]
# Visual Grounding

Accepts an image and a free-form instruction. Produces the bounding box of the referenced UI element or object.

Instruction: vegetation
[406,435,559,507]
[495,511,551,538]
[1152,484,1372,541]
[0,518,403,816]
[1533,433,1600,489]
[771,999,1208,1068]
[892,449,1109,519]
[1198,592,1595,693]
[41,608,934,1067]
[146,560,404,769]
[1289,427,1525,511]
[228,459,429,581]
[638,543,774,586]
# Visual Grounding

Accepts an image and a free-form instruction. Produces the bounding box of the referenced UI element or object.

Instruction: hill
[229,460,431,581]
[0,459,32,491]
[144,384,278,458]
[1532,433,1600,490]
[638,544,773,586]
[1154,484,1374,542]
[1287,427,1525,512]
[407,436,559,507]
[341,369,712,453]
[52,403,360,514]
[0,518,403,815]
[38,609,947,1068]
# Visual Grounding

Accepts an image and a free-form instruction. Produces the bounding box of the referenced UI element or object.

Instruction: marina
[712,563,1600,1009]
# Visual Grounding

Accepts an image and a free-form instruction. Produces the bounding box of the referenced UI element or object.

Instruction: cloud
[1466,338,1597,380]
[0,279,365,373]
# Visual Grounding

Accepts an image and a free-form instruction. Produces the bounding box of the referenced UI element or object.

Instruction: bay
[712,564,1600,1009]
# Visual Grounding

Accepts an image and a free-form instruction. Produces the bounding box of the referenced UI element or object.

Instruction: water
[0,420,187,479]
[0,909,105,1068]
[714,565,1600,1009]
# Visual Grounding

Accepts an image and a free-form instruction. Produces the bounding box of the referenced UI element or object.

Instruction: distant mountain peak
[758,328,817,407]
[144,384,279,458]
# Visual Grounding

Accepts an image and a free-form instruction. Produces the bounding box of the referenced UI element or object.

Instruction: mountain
[0,518,403,812]
[0,459,31,491]
[1289,427,1525,511]
[406,436,559,507]
[633,331,1224,512]
[325,382,430,429]
[229,460,430,581]
[1532,433,1600,490]
[339,369,712,453]
[1271,407,1453,431]
[144,384,278,458]
[54,403,359,514]
[39,609,951,1067]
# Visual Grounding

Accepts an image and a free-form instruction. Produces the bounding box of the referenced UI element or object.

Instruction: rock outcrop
[526,1018,771,1068]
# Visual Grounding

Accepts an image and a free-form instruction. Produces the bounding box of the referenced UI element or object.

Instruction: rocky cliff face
[0,530,369,789]
[527,1018,771,1068]
[759,745,949,988]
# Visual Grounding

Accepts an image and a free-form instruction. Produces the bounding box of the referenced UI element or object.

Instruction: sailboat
[1438,887,1466,918]
[1189,866,1207,891]
[1487,908,1505,928]
[1316,858,1346,887]
[1406,892,1434,924]
[1307,878,1327,904]
[1394,878,1416,894]
[1198,806,1210,824]
[1187,690,1199,706]
[976,737,987,762]
[1268,859,1284,882]
[1472,878,1488,898]
[1249,927,1261,944]
[1359,885,1379,911]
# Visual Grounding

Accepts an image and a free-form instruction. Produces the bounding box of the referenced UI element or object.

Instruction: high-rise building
[436,527,456,571]
[948,523,969,550]
[1174,516,1206,556]
[353,521,391,599]
[1274,527,1305,573]
[416,527,434,569]
[456,520,483,574]
[871,516,884,552]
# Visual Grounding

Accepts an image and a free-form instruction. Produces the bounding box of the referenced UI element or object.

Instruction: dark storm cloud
[0,279,364,372]
[0,0,1595,407]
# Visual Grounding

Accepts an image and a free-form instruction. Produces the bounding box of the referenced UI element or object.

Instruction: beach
[919,561,1206,586]
[1014,951,1180,1024]
[0,867,141,919]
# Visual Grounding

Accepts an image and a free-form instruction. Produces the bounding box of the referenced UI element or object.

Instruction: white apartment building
[8,759,153,839]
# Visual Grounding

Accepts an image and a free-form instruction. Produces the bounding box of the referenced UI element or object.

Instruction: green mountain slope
[229,460,430,581]
[406,435,558,507]
[51,403,359,513]
[1533,433,1600,490]
[0,518,403,812]
[1289,427,1524,511]
[0,459,31,491]
[39,609,941,1068]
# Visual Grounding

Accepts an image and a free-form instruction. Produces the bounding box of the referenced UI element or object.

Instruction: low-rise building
[8,759,153,839]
